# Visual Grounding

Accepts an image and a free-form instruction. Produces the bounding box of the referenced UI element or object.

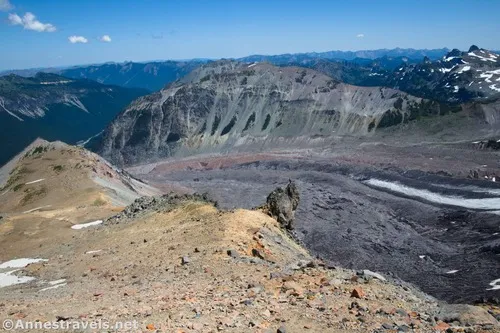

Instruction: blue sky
[1,0,499,70]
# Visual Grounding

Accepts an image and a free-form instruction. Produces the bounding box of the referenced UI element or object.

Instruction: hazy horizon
[1,0,499,71]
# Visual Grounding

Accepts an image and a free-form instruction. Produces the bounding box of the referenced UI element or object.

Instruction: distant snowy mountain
[290,46,500,104]
[385,45,500,103]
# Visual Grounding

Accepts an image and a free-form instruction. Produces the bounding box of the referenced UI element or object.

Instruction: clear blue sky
[1,0,499,70]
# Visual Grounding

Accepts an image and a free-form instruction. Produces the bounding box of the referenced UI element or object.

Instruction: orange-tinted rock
[350,287,365,298]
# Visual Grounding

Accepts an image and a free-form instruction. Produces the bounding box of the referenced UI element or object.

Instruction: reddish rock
[434,322,450,331]
[350,287,365,298]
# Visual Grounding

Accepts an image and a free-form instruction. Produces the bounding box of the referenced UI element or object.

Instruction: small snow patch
[468,52,497,62]
[487,278,500,291]
[0,270,35,288]
[85,250,102,254]
[457,66,471,74]
[71,220,103,230]
[489,84,500,92]
[40,283,66,292]
[0,258,48,269]
[25,178,44,185]
[247,63,257,68]
[439,67,453,73]
[446,270,459,274]
[419,255,426,259]
[40,81,72,85]
[48,279,66,285]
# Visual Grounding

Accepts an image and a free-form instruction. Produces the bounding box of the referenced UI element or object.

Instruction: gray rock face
[94,61,445,166]
[265,181,300,230]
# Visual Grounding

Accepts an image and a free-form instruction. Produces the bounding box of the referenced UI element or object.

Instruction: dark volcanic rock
[264,180,300,230]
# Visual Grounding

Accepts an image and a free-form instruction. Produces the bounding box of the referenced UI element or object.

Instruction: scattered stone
[329,278,343,287]
[227,249,240,258]
[434,321,450,331]
[251,248,265,260]
[277,325,287,333]
[282,281,304,296]
[396,308,408,317]
[181,256,191,265]
[381,323,393,329]
[351,287,365,299]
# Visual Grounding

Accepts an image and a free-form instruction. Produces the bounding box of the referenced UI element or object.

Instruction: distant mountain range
[0,48,457,91]
[2,47,498,95]
[1,45,499,167]
[237,47,452,64]
[59,60,206,91]
[276,46,500,103]
[0,60,207,92]
[0,73,148,166]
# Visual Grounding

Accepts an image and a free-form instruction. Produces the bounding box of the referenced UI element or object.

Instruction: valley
[127,134,500,305]
[1,43,500,332]
[0,141,499,332]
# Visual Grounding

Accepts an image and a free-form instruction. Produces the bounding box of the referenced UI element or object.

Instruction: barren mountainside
[0,73,148,166]
[93,61,453,166]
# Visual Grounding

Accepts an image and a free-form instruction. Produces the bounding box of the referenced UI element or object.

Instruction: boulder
[436,304,499,326]
[265,180,300,230]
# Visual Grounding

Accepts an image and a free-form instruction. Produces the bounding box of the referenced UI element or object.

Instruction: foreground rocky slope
[1,169,498,332]
[93,61,452,166]
[0,73,148,166]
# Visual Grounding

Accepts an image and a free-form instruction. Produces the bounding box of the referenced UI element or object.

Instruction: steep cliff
[93,61,449,166]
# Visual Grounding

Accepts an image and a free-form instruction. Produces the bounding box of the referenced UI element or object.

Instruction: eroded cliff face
[95,61,446,166]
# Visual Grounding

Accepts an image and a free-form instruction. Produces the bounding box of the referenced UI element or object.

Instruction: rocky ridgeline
[94,61,447,166]
[105,192,217,224]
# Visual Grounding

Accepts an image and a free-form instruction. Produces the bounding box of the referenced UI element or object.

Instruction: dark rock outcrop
[264,180,300,230]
